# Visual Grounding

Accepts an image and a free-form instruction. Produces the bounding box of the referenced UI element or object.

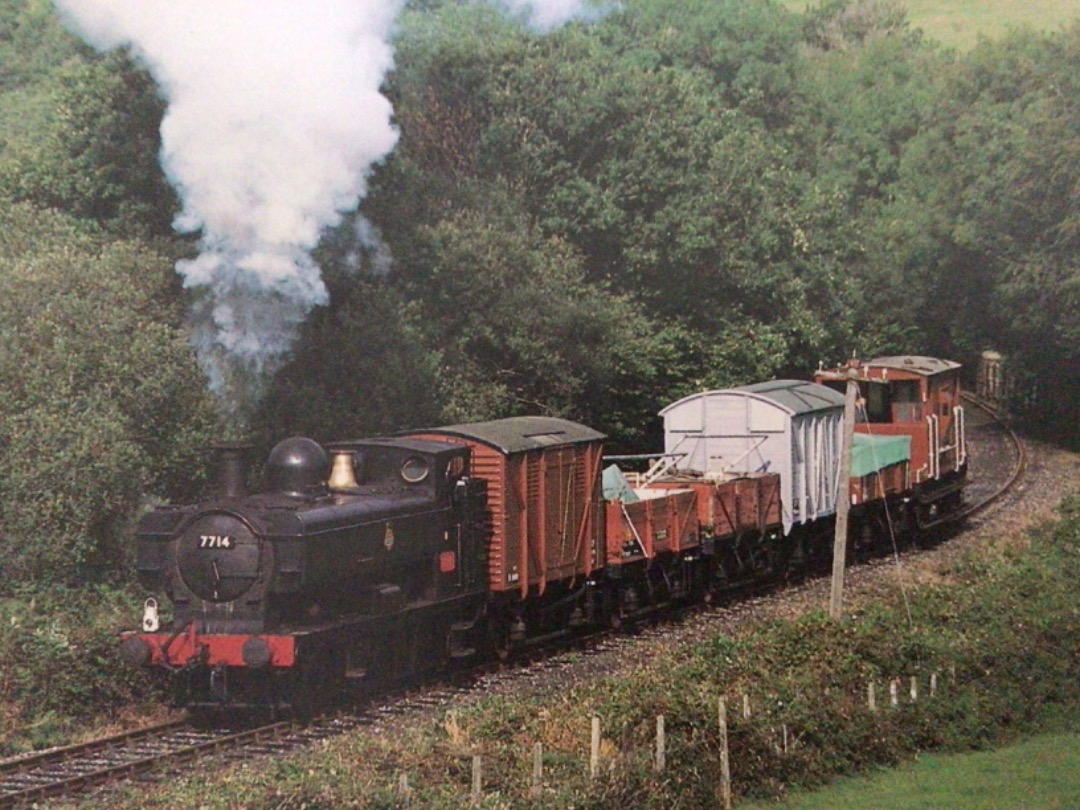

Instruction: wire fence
[390,668,949,808]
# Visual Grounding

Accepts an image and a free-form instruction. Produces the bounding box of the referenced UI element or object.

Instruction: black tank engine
[121,435,487,712]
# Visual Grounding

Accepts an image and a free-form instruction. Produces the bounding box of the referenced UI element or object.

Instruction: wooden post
[890,679,899,707]
[398,773,411,808]
[718,697,732,810]
[868,680,877,712]
[590,716,601,779]
[830,366,859,620]
[655,715,666,773]
[742,693,751,720]
[471,755,482,805]
[531,742,543,798]
[910,676,918,702]
[931,672,939,697]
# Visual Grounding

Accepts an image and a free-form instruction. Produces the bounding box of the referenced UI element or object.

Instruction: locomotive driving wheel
[291,644,345,719]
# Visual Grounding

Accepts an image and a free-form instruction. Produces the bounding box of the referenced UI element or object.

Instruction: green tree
[252,274,444,445]
[795,15,939,200]
[383,0,873,392]
[882,25,1080,434]
[0,49,176,237]
[801,0,914,53]
[397,190,690,447]
[0,204,218,586]
[0,0,81,92]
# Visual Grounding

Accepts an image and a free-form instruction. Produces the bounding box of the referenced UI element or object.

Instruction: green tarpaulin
[603,465,641,503]
[851,433,911,477]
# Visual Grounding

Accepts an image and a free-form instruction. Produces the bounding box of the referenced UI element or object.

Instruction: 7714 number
[199,535,234,549]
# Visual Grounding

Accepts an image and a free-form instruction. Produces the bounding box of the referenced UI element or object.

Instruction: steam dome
[266,437,330,496]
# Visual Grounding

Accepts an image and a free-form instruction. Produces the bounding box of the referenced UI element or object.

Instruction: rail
[0,718,292,808]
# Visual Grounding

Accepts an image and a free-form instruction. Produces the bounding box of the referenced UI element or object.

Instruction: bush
[0,584,165,753]
[0,204,219,587]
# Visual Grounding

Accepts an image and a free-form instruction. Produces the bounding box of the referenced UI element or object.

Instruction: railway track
[0,396,1026,807]
[0,719,297,808]
[0,688,487,807]
[957,393,1026,518]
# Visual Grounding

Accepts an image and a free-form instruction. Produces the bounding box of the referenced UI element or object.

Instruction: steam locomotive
[119,356,968,713]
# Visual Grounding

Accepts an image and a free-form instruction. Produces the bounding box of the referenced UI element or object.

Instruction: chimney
[213,442,253,498]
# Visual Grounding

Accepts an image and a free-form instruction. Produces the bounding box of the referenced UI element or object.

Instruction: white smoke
[54,0,600,421]
[348,218,394,277]
[499,0,605,31]
[55,0,404,417]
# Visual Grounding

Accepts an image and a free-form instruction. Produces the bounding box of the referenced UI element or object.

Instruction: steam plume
[55,0,600,423]
[499,0,604,30]
[55,0,404,420]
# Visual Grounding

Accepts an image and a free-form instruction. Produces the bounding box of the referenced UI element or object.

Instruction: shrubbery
[0,204,219,587]
[0,585,166,753]
[572,501,1080,806]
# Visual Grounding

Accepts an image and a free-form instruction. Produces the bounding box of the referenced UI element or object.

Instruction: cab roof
[405,416,605,455]
[865,356,961,376]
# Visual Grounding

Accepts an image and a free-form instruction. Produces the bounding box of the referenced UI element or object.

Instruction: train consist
[119,356,968,713]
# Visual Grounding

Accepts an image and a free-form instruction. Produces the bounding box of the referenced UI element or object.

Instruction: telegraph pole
[829,365,859,620]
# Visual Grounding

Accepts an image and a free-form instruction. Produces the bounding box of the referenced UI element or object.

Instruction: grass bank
[741,732,1080,809]
[903,0,1080,48]
[80,497,1080,809]
[782,0,1080,49]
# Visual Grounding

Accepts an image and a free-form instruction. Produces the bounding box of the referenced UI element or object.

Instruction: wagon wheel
[484,616,513,662]
[608,604,624,631]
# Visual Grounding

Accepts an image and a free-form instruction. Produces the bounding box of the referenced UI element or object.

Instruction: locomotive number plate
[199,534,235,549]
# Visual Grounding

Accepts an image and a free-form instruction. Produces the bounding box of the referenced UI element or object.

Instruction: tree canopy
[0,204,218,584]
[0,0,1077,586]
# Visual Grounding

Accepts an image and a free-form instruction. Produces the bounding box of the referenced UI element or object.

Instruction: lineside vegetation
[77,498,1080,809]
[740,732,1080,809]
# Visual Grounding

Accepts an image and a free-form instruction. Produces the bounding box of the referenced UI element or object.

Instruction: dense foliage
[0,584,167,753]
[0,204,218,584]
[0,0,1076,579]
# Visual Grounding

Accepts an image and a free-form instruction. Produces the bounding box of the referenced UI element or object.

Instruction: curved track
[899,393,1024,534]
[952,393,1026,521]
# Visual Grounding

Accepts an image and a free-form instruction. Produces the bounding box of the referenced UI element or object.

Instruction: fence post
[531,741,543,798]
[890,678,899,707]
[655,715,666,773]
[590,716,601,779]
[868,680,877,712]
[471,755,482,805]
[718,697,732,810]
[931,672,939,697]
[398,773,411,808]
[910,676,918,702]
[742,693,751,720]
